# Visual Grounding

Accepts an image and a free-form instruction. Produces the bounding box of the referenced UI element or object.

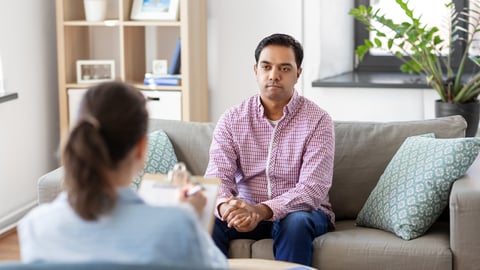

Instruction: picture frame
[130,0,180,21]
[76,60,115,84]
[152,59,168,75]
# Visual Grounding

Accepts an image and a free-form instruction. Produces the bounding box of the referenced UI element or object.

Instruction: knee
[285,211,313,225]
[279,211,314,234]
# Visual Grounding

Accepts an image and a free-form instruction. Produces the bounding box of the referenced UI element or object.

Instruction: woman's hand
[178,185,207,216]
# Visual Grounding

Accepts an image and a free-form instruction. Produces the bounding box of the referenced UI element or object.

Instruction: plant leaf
[355,45,370,61]
[388,39,394,50]
[365,39,374,48]
[469,55,480,67]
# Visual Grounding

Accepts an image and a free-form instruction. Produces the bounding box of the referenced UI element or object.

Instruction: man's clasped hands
[219,197,273,232]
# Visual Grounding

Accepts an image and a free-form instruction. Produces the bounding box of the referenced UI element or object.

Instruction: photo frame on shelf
[152,59,168,75]
[76,60,115,84]
[130,0,180,21]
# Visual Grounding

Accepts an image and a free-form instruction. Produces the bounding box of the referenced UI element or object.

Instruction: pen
[186,185,204,197]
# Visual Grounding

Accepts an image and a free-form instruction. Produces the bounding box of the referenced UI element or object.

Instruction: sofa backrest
[148,119,216,176]
[149,116,467,221]
[330,115,466,220]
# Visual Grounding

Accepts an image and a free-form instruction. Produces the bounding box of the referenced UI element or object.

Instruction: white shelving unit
[55,0,208,142]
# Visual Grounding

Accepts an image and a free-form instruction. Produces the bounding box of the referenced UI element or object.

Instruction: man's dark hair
[254,33,303,69]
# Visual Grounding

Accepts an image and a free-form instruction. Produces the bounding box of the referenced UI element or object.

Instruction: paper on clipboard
[138,173,220,234]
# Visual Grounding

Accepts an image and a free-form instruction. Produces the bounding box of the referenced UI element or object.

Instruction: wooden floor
[0,229,20,261]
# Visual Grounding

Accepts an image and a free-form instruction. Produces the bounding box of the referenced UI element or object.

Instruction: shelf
[134,84,182,91]
[312,71,429,89]
[56,0,208,144]
[63,20,181,27]
[123,21,181,27]
[66,83,181,91]
[0,92,18,104]
[63,20,120,26]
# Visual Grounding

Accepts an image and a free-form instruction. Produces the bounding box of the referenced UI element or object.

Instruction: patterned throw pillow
[131,130,178,190]
[356,134,480,240]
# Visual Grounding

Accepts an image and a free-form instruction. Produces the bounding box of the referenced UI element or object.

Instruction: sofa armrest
[37,167,64,204]
[450,155,480,270]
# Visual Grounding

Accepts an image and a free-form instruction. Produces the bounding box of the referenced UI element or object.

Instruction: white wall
[207,0,355,122]
[207,0,303,122]
[0,1,58,233]
[308,87,439,122]
[302,0,354,104]
[303,1,354,85]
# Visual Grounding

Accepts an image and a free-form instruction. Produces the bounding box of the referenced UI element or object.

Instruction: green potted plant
[349,0,480,136]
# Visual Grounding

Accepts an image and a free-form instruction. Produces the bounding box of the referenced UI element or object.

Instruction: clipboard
[138,173,220,234]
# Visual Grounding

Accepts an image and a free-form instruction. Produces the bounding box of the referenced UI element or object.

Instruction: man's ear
[253,64,258,75]
[297,67,303,78]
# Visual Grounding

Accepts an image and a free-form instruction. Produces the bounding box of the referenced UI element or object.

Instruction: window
[354,0,475,72]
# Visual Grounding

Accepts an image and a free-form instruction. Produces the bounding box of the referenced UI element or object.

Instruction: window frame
[353,0,470,73]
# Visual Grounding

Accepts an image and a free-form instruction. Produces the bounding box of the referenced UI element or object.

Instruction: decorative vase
[83,0,107,22]
[435,100,480,137]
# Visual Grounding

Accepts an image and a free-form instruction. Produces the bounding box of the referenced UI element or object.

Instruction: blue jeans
[212,210,330,266]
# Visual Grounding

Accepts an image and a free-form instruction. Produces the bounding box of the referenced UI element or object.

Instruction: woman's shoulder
[20,192,69,222]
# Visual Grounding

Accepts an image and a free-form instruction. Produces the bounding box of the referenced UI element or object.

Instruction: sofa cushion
[312,220,451,270]
[356,135,480,240]
[229,239,256,258]
[132,130,178,189]
[231,221,451,270]
[330,116,467,220]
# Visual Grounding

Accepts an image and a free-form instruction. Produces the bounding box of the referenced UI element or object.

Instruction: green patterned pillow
[131,130,178,190]
[356,134,480,240]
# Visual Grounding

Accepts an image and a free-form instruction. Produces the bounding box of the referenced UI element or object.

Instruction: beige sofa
[37,116,480,270]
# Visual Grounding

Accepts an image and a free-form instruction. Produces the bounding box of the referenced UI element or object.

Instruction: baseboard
[0,201,37,235]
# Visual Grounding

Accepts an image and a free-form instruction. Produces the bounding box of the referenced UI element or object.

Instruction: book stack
[144,73,181,86]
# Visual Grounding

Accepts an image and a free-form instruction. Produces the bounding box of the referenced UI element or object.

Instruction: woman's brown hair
[62,81,148,220]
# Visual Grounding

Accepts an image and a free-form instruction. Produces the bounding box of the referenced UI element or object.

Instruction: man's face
[254,45,302,103]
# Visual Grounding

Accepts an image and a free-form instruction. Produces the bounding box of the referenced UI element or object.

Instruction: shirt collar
[256,90,300,117]
[117,186,144,204]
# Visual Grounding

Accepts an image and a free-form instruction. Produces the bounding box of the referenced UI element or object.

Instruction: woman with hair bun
[18,81,227,269]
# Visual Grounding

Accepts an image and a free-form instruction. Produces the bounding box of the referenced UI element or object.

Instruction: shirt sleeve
[262,113,335,221]
[204,112,239,218]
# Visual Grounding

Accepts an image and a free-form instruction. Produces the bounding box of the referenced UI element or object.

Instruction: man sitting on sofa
[204,33,335,266]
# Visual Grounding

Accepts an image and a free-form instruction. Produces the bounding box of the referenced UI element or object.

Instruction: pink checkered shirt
[205,91,335,224]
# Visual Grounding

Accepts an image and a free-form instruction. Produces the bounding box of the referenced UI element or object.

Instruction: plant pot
[435,100,480,137]
[83,0,107,22]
